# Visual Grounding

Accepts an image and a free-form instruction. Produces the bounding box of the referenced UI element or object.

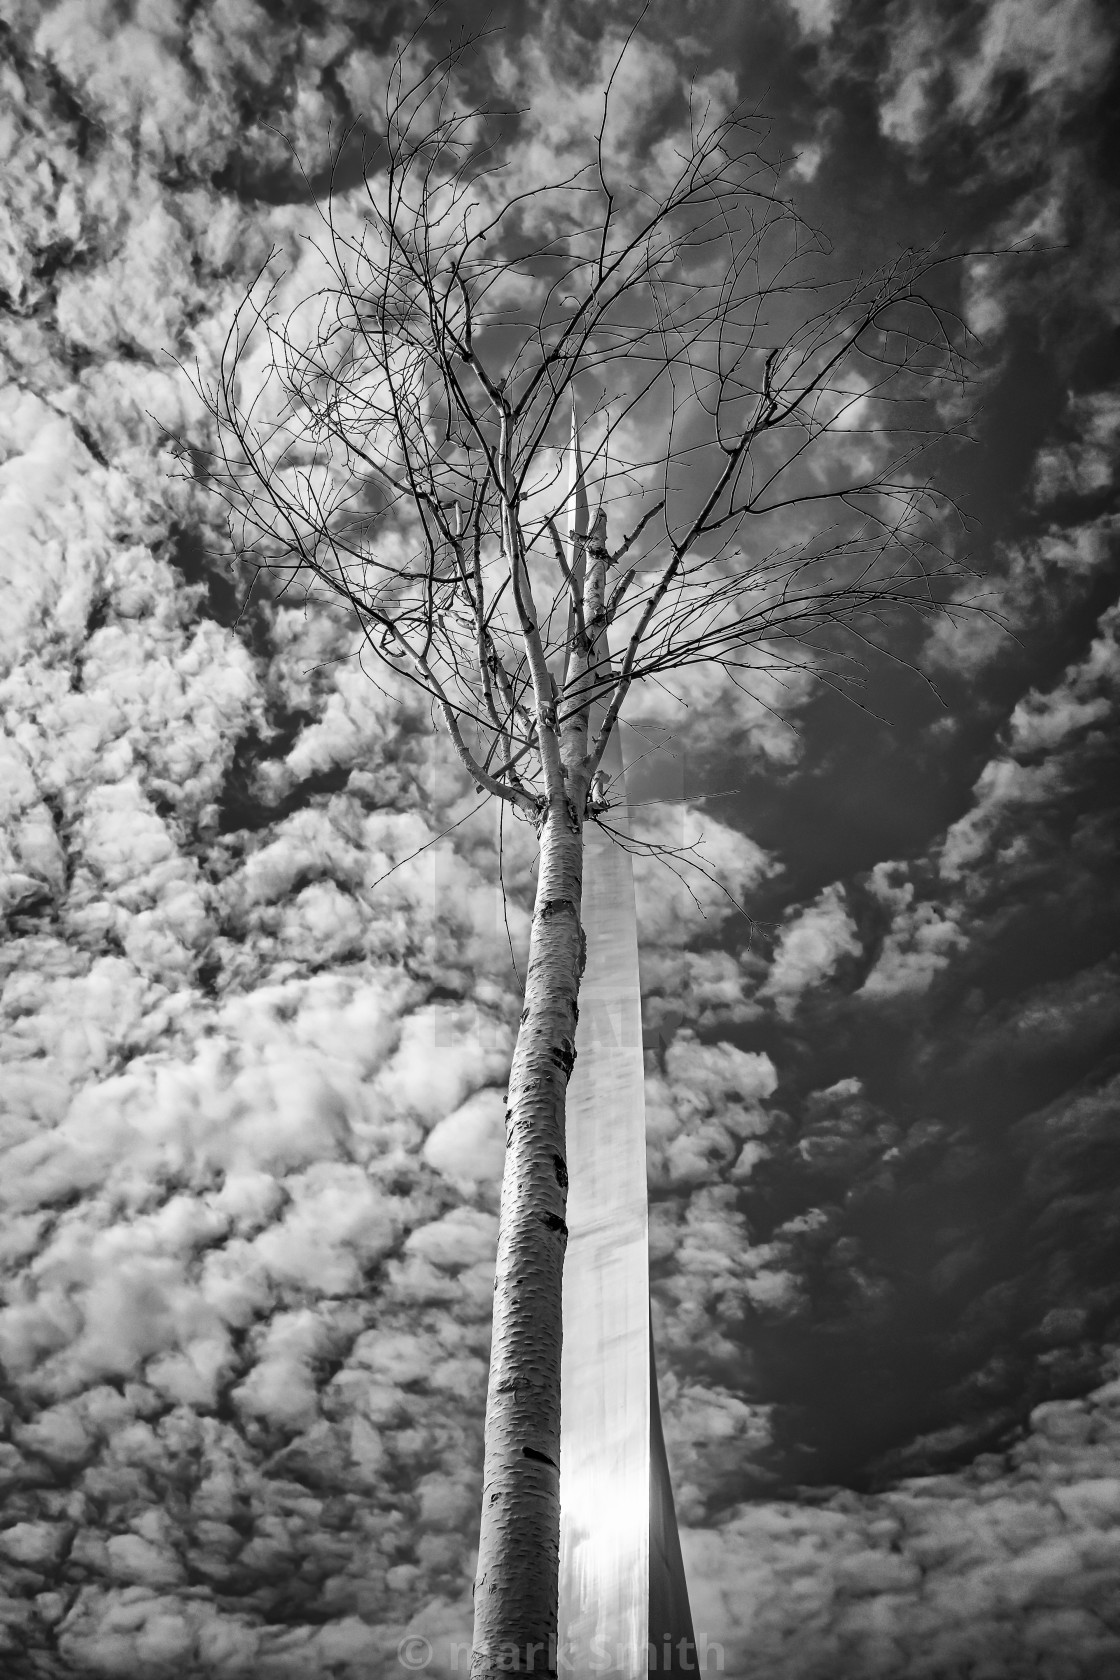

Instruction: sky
[0,1,1118,1677]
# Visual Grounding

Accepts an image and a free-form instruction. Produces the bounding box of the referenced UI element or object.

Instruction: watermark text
[397,1635,726,1673]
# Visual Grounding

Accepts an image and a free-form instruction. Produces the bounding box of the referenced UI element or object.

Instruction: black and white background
[1,1,1118,1675]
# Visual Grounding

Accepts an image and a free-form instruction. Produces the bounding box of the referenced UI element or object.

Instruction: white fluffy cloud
[632,803,776,949]
[760,883,862,1019]
[422,1089,506,1189]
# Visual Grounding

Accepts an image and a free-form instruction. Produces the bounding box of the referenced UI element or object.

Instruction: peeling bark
[471,790,585,1680]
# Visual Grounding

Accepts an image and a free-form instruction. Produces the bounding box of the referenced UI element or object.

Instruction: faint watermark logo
[396,1635,725,1672]
[398,1636,435,1670]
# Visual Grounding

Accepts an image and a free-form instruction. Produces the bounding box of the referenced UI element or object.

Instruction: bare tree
[183,25,972,1679]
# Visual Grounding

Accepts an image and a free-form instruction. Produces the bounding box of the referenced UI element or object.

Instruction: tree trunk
[471,788,585,1680]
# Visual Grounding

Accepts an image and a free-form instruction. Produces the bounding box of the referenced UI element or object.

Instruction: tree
[183,24,972,1679]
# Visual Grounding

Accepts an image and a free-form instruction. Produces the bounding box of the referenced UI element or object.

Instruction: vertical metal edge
[648,1323,696,1674]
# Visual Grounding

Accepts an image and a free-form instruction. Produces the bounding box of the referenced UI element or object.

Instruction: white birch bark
[471,789,584,1679]
[471,411,592,1677]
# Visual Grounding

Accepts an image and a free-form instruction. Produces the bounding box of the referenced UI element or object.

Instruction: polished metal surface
[558,712,651,1680]
[558,418,651,1679]
[558,416,692,1679]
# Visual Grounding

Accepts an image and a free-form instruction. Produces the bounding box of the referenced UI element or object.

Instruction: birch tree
[184,27,973,1679]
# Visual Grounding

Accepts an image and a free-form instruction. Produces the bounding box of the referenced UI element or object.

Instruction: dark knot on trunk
[549,1036,577,1079]
[538,896,576,921]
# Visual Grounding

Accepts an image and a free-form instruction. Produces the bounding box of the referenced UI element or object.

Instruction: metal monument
[557,415,695,1678]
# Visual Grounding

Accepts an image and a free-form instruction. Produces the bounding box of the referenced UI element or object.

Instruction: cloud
[0,398,106,679]
[661,1376,779,1520]
[797,0,1120,415]
[924,516,1115,676]
[641,944,768,1040]
[953,0,1109,126]
[788,140,824,183]
[631,803,777,950]
[486,20,737,215]
[760,883,862,1018]
[646,1030,779,1192]
[873,0,1112,153]
[783,0,840,41]
[626,660,819,765]
[664,1032,779,1113]
[24,0,391,184]
[923,375,1119,680]
[951,957,1120,1085]
[1032,392,1120,507]
[685,1358,1120,1679]
[55,199,204,362]
[630,803,777,1039]
[421,1089,507,1189]
[939,603,1119,881]
[857,863,966,999]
